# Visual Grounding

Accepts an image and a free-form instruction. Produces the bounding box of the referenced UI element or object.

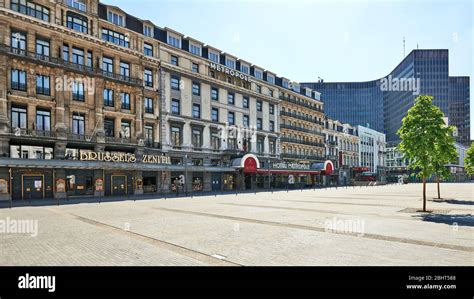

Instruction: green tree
[465,143,474,176]
[397,95,448,212]
[432,125,458,199]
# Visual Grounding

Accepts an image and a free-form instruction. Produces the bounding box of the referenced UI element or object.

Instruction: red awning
[255,169,321,175]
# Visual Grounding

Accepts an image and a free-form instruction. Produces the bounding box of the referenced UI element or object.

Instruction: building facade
[357,125,386,174]
[0,0,338,201]
[302,49,471,145]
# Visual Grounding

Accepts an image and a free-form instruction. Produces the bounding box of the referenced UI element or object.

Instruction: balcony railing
[105,136,137,144]
[0,44,143,86]
[10,128,55,138]
[281,137,325,148]
[68,133,96,142]
[279,95,324,113]
[280,153,325,161]
[280,111,324,125]
[280,124,325,137]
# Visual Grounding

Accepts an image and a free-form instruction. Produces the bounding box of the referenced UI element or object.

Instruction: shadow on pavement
[432,199,474,206]
[415,214,474,227]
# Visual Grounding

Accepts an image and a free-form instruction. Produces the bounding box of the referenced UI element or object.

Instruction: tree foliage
[465,143,474,176]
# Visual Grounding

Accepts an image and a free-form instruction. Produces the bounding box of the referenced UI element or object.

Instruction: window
[11,69,27,91]
[268,89,274,97]
[228,112,235,125]
[243,96,249,108]
[104,118,114,137]
[167,34,181,48]
[11,106,27,129]
[269,121,275,132]
[269,104,275,115]
[102,57,114,74]
[120,121,131,138]
[171,99,180,115]
[72,47,85,65]
[257,118,263,130]
[192,128,202,149]
[211,107,219,122]
[143,25,153,37]
[144,124,154,144]
[35,39,50,57]
[254,69,263,80]
[257,100,263,112]
[241,64,249,74]
[267,74,275,84]
[120,61,130,78]
[72,114,85,135]
[257,138,264,154]
[192,82,200,96]
[227,92,235,105]
[11,31,26,52]
[243,115,249,128]
[67,12,88,33]
[211,87,218,101]
[170,55,178,66]
[144,43,153,57]
[171,76,180,90]
[145,97,154,114]
[121,93,130,109]
[66,0,86,12]
[36,75,50,95]
[225,57,235,69]
[103,89,114,107]
[228,136,237,150]
[192,104,201,119]
[269,139,276,155]
[189,43,201,56]
[36,110,50,131]
[102,28,129,48]
[11,0,50,22]
[256,85,261,93]
[211,130,220,150]
[72,81,84,101]
[108,11,124,26]
[144,69,153,87]
[171,126,181,147]
[87,51,92,67]
[192,63,199,73]
[208,51,219,63]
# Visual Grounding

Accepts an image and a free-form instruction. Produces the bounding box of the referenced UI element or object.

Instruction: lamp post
[184,154,189,197]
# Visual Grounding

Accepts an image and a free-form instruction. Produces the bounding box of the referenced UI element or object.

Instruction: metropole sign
[209,62,250,82]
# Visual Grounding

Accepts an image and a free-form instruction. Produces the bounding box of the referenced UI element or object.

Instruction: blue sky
[104,0,473,139]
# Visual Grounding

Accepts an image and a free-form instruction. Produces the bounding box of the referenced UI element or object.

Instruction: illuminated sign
[209,62,250,82]
[80,152,171,165]
[273,162,310,170]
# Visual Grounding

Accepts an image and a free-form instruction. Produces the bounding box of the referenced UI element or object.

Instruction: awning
[256,169,321,175]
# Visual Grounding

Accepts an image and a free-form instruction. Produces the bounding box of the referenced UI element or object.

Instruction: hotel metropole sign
[272,162,310,170]
[80,152,171,165]
[209,62,250,82]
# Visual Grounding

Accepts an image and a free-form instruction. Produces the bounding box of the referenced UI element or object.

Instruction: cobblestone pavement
[1,183,473,266]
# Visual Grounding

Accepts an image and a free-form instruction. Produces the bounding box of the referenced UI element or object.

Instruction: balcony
[281,137,325,148]
[10,128,55,138]
[144,141,161,149]
[280,124,325,137]
[68,133,96,143]
[279,95,324,113]
[105,136,137,145]
[280,111,324,125]
[280,153,325,161]
[0,44,143,87]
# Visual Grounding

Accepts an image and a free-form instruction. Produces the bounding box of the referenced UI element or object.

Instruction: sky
[104,0,473,139]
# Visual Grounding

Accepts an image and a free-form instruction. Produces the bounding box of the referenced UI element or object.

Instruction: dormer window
[283,80,289,89]
[240,64,249,74]
[208,50,219,63]
[189,42,202,56]
[108,11,125,27]
[254,69,263,80]
[305,88,312,97]
[225,57,235,69]
[66,0,86,12]
[267,74,275,84]
[167,33,181,48]
[143,25,153,37]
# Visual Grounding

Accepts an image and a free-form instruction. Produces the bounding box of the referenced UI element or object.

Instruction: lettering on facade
[79,152,171,165]
[273,162,310,170]
[209,62,250,82]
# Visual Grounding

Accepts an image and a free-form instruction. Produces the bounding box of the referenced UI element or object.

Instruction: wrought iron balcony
[279,95,324,113]
[280,153,325,161]
[10,127,55,138]
[280,111,324,125]
[281,137,325,148]
[280,124,326,137]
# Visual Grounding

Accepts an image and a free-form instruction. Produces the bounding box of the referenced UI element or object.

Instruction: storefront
[10,168,54,200]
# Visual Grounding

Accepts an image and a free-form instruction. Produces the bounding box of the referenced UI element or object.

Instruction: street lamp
[184,154,188,197]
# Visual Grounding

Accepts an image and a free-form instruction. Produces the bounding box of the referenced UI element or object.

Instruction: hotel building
[0,0,333,200]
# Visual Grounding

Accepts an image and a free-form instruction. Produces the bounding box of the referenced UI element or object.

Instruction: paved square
[1,183,473,266]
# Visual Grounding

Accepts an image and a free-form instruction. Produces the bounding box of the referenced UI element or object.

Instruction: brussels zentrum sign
[80,152,171,165]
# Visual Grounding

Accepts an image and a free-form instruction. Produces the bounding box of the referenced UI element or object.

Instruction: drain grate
[398,208,451,214]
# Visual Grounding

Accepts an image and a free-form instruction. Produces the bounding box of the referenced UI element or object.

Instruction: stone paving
[0,183,473,266]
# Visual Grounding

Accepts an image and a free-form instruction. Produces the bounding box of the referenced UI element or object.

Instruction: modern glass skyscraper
[302,49,470,144]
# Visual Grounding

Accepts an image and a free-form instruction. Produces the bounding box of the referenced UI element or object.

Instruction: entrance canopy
[311,161,335,175]
[232,154,261,174]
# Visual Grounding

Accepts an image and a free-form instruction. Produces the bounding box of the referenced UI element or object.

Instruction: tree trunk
[437,176,441,199]
[422,177,427,212]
